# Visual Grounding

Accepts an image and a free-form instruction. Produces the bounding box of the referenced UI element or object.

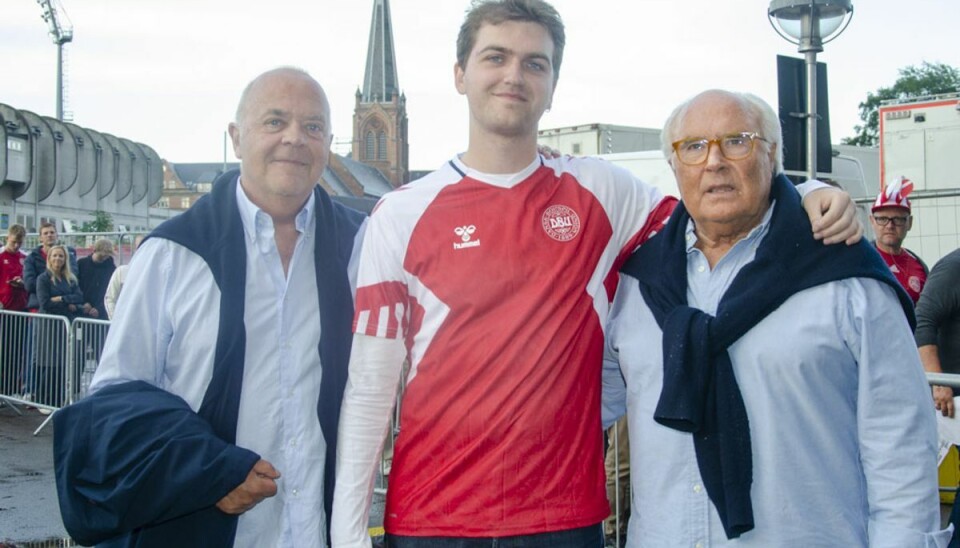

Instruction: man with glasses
[870,176,927,304]
[602,89,948,546]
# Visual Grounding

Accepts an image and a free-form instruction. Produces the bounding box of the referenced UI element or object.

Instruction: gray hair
[93,238,114,256]
[660,89,784,175]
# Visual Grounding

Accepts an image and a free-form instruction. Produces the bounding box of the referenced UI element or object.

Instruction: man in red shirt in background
[0,224,28,397]
[870,176,927,305]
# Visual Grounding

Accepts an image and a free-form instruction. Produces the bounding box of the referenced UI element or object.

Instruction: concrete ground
[0,403,69,546]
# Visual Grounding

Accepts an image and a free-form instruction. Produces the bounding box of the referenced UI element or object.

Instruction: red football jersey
[354,156,674,537]
[0,248,27,311]
[876,246,927,304]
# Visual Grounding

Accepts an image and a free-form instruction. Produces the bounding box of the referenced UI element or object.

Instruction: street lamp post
[37,0,74,121]
[768,0,853,181]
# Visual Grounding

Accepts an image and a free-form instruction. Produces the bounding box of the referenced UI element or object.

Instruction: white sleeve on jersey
[353,196,413,339]
[332,333,406,548]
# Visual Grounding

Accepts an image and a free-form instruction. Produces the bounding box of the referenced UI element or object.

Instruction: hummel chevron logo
[453,225,480,250]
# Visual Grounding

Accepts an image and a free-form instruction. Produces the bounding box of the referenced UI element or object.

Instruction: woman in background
[36,245,83,408]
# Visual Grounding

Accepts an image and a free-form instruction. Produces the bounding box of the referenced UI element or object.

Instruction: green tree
[842,62,960,147]
[80,210,114,233]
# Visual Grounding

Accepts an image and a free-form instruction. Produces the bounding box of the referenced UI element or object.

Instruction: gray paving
[0,403,69,546]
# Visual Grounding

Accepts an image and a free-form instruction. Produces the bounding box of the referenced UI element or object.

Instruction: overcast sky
[2,0,958,170]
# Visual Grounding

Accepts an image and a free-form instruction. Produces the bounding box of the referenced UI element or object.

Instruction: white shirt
[92,181,327,547]
[602,211,950,548]
[103,264,129,319]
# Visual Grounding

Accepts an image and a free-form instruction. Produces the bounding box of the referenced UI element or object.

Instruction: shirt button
[695,542,703,548]
[697,265,706,273]
[292,489,299,497]
[693,483,702,493]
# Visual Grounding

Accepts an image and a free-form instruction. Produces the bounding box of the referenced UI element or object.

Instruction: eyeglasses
[872,215,909,227]
[671,132,769,166]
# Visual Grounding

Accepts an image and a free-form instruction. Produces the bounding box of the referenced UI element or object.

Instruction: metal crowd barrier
[0,311,111,435]
[72,317,111,399]
[0,310,72,434]
[928,373,960,389]
[927,372,960,498]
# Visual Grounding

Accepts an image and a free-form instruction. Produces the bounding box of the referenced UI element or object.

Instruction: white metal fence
[0,311,110,435]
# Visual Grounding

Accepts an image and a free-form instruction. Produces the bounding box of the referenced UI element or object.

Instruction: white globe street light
[769,0,853,180]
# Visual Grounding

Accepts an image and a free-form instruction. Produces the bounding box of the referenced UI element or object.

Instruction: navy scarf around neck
[620,173,914,539]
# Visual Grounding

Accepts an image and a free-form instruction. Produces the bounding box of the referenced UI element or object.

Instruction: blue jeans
[385,524,604,548]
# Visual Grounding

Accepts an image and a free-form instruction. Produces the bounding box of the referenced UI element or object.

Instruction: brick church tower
[353,0,408,187]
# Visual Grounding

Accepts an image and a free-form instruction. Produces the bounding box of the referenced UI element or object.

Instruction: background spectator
[35,245,83,409]
[104,235,144,320]
[21,222,77,401]
[0,224,27,397]
[915,246,960,418]
[914,246,960,546]
[870,176,927,304]
[77,239,116,319]
[24,222,78,312]
[0,224,28,312]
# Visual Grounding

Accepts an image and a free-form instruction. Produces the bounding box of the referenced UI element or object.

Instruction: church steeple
[353,0,409,187]
[361,0,400,103]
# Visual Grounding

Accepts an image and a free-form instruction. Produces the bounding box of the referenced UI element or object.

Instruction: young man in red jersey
[332,2,861,546]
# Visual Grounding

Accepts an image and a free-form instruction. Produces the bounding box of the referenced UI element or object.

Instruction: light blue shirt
[92,181,327,547]
[602,206,950,548]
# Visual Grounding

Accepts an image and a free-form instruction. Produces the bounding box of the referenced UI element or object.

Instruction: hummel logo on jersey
[453,225,480,250]
[541,205,581,242]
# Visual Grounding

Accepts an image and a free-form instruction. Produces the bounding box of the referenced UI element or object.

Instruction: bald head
[234,67,331,133]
